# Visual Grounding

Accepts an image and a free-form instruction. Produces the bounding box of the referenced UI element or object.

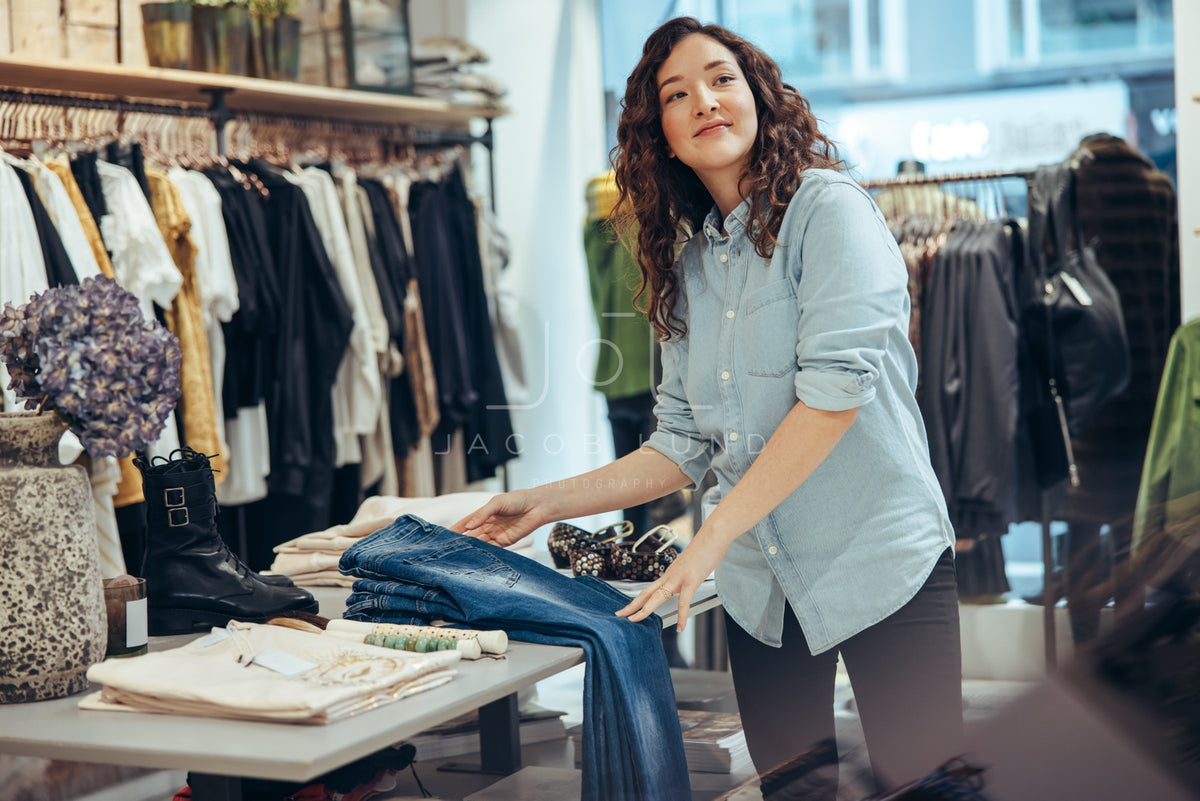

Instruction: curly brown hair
[612,17,843,340]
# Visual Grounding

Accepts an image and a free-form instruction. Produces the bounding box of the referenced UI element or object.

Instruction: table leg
[438,691,522,775]
[188,772,243,801]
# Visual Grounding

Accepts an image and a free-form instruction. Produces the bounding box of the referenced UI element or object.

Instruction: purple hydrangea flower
[0,276,183,458]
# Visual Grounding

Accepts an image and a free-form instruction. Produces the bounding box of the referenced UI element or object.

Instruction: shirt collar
[701,196,752,242]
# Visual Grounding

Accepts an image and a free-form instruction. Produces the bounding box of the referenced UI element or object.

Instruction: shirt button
[721,370,730,380]
[768,545,778,555]
[725,309,735,319]
[719,253,728,263]
[729,431,739,442]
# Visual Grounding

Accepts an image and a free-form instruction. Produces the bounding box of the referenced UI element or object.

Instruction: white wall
[408,0,466,43]
[1175,0,1199,322]
[461,0,617,540]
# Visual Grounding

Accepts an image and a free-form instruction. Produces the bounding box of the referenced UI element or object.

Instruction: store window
[598,0,906,152]
[981,0,1173,69]
[599,0,902,94]
[719,0,900,86]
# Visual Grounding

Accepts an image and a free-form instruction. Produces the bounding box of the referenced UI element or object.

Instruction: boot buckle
[163,488,189,527]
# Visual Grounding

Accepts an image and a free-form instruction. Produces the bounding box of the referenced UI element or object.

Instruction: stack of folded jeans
[339,515,691,801]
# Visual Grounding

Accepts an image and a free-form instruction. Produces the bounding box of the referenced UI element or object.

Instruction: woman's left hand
[615,533,728,632]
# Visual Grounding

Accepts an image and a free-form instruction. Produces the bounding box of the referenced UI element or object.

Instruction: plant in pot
[249,0,301,81]
[0,276,182,703]
[191,0,253,75]
[141,0,194,70]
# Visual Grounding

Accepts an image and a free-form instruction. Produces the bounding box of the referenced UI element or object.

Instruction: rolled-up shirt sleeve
[645,328,712,488]
[790,182,908,412]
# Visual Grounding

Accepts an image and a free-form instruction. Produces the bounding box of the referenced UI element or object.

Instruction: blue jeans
[339,515,691,801]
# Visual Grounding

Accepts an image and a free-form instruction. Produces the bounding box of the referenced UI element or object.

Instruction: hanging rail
[866,162,1067,673]
[859,167,1036,189]
[0,85,496,210]
[0,87,491,158]
[0,87,214,120]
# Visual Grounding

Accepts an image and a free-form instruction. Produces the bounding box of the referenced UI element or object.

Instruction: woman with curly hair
[456,17,961,792]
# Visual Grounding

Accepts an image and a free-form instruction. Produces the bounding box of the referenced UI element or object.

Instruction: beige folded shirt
[271,492,537,558]
[82,622,460,724]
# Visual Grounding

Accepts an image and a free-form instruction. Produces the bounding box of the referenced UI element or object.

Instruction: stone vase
[0,411,106,703]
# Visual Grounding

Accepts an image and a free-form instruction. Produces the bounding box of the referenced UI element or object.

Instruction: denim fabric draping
[339,514,691,801]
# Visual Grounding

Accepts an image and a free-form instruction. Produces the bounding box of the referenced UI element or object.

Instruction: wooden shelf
[0,56,507,128]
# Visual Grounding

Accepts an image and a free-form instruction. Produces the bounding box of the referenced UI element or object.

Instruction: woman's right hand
[452,489,551,547]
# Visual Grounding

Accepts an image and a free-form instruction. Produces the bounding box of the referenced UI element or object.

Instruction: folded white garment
[273,492,501,554]
[274,524,394,555]
[269,493,534,584]
[82,622,460,724]
[269,551,343,575]
[411,36,489,66]
[414,69,507,98]
[274,570,357,588]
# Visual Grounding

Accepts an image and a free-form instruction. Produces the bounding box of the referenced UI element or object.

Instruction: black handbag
[1022,163,1131,488]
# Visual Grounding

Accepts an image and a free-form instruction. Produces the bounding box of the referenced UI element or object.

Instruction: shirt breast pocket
[742,279,798,378]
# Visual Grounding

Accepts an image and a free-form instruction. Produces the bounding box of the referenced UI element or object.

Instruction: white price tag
[193,628,232,648]
[252,650,317,676]
[125,598,148,648]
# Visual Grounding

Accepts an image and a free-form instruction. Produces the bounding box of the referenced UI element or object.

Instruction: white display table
[0,581,720,801]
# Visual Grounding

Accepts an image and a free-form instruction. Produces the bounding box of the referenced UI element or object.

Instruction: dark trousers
[725,548,962,794]
[606,392,657,534]
[1062,518,1135,645]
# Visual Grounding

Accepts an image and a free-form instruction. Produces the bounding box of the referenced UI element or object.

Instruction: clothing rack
[0,86,497,210]
[859,167,1036,189]
[865,165,1063,672]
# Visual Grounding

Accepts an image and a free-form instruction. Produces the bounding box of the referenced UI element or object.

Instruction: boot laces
[134,446,222,475]
[136,447,262,580]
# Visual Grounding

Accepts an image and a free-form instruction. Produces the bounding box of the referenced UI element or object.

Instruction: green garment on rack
[1133,318,1200,558]
[583,218,655,399]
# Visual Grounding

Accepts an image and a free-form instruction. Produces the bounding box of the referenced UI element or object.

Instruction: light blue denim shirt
[644,168,954,654]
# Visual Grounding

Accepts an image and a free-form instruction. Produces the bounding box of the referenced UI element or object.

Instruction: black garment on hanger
[14,167,78,287]
[69,151,107,241]
[920,218,1022,541]
[104,141,151,201]
[409,165,514,482]
[358,177,419,457]
[409,175,475,437]
[234,158,354,569]
[201,166,281,417]
[356,178,406,346]
[442,164,515,481]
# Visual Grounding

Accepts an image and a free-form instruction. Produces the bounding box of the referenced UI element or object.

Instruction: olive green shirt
[1133,318,1200,555]
[583,219,655,399]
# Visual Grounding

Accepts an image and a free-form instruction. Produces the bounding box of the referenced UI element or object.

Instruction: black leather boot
[135,448,319,635]
[183,449,295,588]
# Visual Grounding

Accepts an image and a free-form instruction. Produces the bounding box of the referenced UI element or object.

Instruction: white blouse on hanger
[335,167,390,359]
[28,161,102,280]
[335,166,397,494]
[284,166,382,468]
[0,159,49,412]
[171,167,270,507]
[96,159,182,459]
[169,167,238,445]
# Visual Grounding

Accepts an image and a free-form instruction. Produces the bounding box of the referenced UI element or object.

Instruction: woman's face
[655,33,758,192]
